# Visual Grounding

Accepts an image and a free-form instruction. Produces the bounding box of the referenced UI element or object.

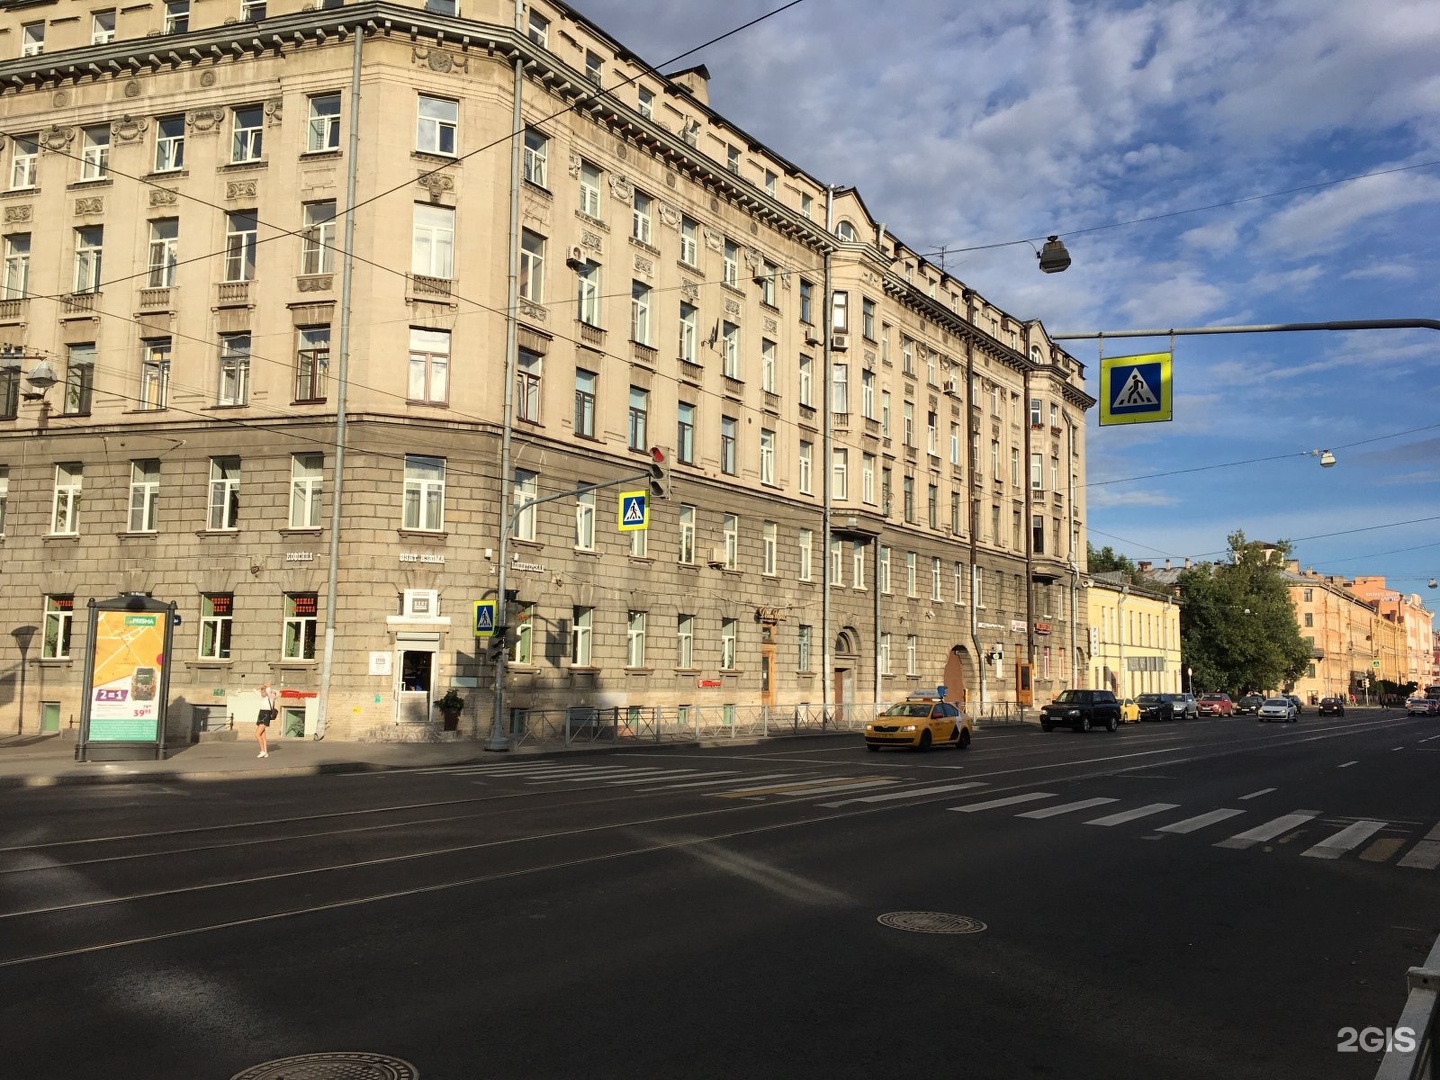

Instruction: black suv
[1040,690,1122,733]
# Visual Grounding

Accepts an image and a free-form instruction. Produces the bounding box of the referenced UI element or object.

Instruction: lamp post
[10,625,37,734]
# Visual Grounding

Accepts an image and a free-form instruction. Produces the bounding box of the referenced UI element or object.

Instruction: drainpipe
[487,0,526,752]
[821,186,834,722]
[314,22,364,741]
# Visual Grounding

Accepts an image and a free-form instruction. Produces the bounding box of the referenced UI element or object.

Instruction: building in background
[0,0,1090,740]
[1085,573,1183,700]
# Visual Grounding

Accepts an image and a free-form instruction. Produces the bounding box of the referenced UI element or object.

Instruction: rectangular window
[571,607,593,665]
[758,260,777,306]
[153,116,185,172]
[762,521,777,575]
[677,615,694,668]
[0,466,7,535]
[832,363,848,415]
[164,0,189,34]
[830,538,843,583]
[290,452,323,528]
[224,211,258,282]
[862,297,876,341]
[584,49,603,85]
[679,216,698,266]
[862,454,876,504]
[906,552,917,597]
[307,93,341,153]
[575,488,596,550]
[218,333,250,406]
[832,290,849,333]
[294,325,330,402]
[927,483,938,529]
[631,189,652,244]
[519,229,545,302]
[721,322,739,378]
[954,562,965,604]
[402,454,445,531]
[973,565,984,608]
[881,391,892,438]
[638,86,654,119]
[231,105,262,163]
[903,475,914,522]
[932,557,943,601]
[852,541,866,590]
[951,423,962,467]
[145,219,178,287]
[2,234,29,300]
[678,505,695,564]
[678,302,697,362]
[798,624,812,671]
[799,280,814,324]
[881,468,892,516]
[411,204,455,279]
[208,456,240,530]
[417,96,458,155]
[574,369,597,437]
[516,348,541,423]
[631,280,652,345]
[722,239,739,287]
[906,635,918,676]
[74,226,103,294]
[199,593,232,659]
[1031,452,1043,490]
[726,145,741,173]
[576,259,600,325]
[1032,514,1045,555]
[796,442,812,495]
[407,327,450,404]
[63,343,94,416]
[798,528,813,581]
[721,618,737,669]
[628,386,649,452]
[513,469,537,540]
[527,10,549,46]
[80,125,110,181]
[626,611,646,667]
[512,604,535,664]
[283,593,318,660]
[21,22,45,58]
[1030,398,1043,427]
[301,201,336,276]
[579,159,601,217]
[523,128,548,187]
[879,546,891,593]
[241,0,266,19]
[861,370,875,419]
[760,339,777,393]
[43,596,74,659]
[51,463,82,534]
[723,513,738,570]
[9,136,38,190]
[127,459,160,532]
[629,521,648,558]
[759,429,776,486]
[832,448,848,500]
[927,411,938,455]
[1011,447,1021,486]
[667,404,693,470]
[720,416,737,475]
[798,353,813,407]
[139,338,170,411]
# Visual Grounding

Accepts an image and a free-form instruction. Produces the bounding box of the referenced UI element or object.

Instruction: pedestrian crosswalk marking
[640,773,790,791]
[1301,819,1388,860]
[950,792,1056,813]
[776,778,899,798]
[713,776,886,798]
[1214,810,1320,849]
[1158,809,1246,835]
[1398,822,1440,870]
[1086,803,1180,827]
[1018,797,1119,819]
[821,781,988,808]
[1113,368,1158,408]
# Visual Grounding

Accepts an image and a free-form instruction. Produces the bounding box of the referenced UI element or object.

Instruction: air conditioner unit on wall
[831,333,849,351]
[943,376,959,396]
[403,589,439,619]
[708,546,727,568]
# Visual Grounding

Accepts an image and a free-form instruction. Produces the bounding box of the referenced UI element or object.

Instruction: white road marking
[1238,788,1276,800]
[1301,820,1389,859]
[1338,761,1358,769]
[1398,822,1440,870]
[1017,797,1119,819]
[603,771,708,786]
[1085,803,1180,827]
[1157,809,1246,835]
[950,792,1056,813]
[820,782,988,808]
[1214,811,1321,849]
[713,777,872,798]
[776,779,900,798]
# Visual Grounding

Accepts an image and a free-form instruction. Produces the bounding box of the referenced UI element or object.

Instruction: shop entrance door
[397,649,435,724]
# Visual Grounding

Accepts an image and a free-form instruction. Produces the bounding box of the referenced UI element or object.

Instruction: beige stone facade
[1085,575,1183,700]
[0,0,1092,740]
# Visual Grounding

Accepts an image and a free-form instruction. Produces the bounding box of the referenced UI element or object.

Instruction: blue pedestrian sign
[618,490,649,532]
[1099,352,1172,426]
[473,600,497,638]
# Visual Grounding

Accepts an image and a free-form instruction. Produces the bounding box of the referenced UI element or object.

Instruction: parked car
[1406,696,1440,717]
[1285,694,1304,715]
[1119,698,1140,723]
[1317,697,1346,716]
[1197,693,1234,717]
[1135,693,1175,722]
[1258,697,1298,722]
[1235,694,1266,715]
[1040,689,1122,733]
[865,696,972,751]
[1162,692,1199,720]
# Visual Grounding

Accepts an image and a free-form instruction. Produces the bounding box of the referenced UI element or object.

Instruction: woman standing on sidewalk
[256,681,277,758]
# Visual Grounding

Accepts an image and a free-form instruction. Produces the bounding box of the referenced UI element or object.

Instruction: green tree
[1177,531,1312,695]
[1087,543,1143,586]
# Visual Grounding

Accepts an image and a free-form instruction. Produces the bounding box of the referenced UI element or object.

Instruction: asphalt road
[1,707,1437,1079]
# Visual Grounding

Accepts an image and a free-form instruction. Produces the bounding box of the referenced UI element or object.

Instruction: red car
[1197,693,1234,717]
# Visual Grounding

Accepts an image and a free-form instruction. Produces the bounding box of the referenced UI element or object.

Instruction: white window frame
[73,226,103,294]
[417,95,458,156]
[128,459,160,533]
[516,348,541,422]
[852,540,866,590]
[678,505,695,564]
[147,218,178,288]
[862,454,876,504]
[80,125,110,181]
[679,216,698,266]
[579,160,601,217]
[906,635,918,676]
[575,488,596,550]
[164,0,189,34]
[513,469,537,541]
[519,229,544,302]
[720,618,737,669]
[523,128,548,187]
[879,546,891,593]
[626,611,646,668]
[218,333,250,406]
[632,189,652,244]
[906,552,917,597]
[722,239,738,287]
[224,211,257,282]
[42,596,73,659]
[798,440,813,495]
[571,607,593,666]
[762,521,777,575]
[154,116,185,172]
[199,593,233,660]
[407,326,450,405]
[798,353,813,407]
[282,593,318,661]
[21,21,45,57]
[295,325,329,402]
[831,448,848,500]
[301,201,336,276]
[631,280,652,345]
[677,614,694,668]
[798,529,813,581]
[721,322,739,378]
[412,204,455,280]
[759,429,776,486]
[798,624,812,670]
[208,457,240,530]
[139,338,171,411]
[307,93,341,153]
[576,260,600,325]
[723,513,738,570]
[720,416,737,476]
[4,233,30,301]
[402,454,445,532]
[231,105,263,163]
[51,464,82,535]
[290,452,324,528]
[678,302,697,361]
[760,339,777,394]
[9,136,38,190]
[879,633,891,676]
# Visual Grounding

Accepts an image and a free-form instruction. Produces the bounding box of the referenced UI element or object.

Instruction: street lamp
[1037,235,1072,274]
[1309,448,1337,468]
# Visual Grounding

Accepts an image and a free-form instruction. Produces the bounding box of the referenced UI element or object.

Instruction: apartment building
[0,0,1091,740]
[1085,573,1183,700]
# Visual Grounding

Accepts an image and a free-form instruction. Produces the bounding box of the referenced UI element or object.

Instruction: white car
[1257,697,1298,723]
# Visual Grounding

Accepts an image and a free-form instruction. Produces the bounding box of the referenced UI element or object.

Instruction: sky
[574,0,1440,621]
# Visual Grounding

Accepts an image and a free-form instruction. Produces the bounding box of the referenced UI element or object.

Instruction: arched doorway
[943,645,972,707]
[833,628,860,724]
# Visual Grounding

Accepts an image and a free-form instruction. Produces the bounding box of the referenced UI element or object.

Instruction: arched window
[835,220,858,242]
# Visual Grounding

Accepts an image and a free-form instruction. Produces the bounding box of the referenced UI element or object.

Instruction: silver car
[1257,697,1298,723]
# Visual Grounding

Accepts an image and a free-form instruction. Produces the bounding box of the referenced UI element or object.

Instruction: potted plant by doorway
[434,688,466,731]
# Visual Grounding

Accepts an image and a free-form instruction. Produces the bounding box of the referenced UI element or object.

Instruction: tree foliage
[1087,543,1144,586]
[1177,531,1313,695]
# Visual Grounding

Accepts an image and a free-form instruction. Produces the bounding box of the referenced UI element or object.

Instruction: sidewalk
[0,731,612,790]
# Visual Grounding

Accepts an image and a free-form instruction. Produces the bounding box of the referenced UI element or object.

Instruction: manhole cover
[877,911,987,934]
[229,1052,419,1080]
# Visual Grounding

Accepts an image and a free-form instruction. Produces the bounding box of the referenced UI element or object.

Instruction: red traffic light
[649,446,665,464]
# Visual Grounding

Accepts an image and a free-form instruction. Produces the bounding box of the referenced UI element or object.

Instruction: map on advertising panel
[88,609,165,742]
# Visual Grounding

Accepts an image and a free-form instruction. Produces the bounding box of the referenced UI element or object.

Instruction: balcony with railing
[137,287,173,310]
[216,281,250,306]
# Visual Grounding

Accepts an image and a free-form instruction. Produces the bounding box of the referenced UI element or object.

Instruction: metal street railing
[1376,932,1440,1080]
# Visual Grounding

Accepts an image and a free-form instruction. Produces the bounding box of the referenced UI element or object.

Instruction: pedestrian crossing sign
[473,600,497,638]
[618,490,649,532]
[1099,352,1172,426]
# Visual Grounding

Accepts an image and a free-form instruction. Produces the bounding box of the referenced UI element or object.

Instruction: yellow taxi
[1119,698,1140,723]
[864,694,972,751]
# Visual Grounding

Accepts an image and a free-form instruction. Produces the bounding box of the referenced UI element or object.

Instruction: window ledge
[396,529,448,540]
[220,160,269,172]
[44,534,81,544]
[567,665,601,674]
[278,528,323,537]
[300,150,343,162]
[115,531,158,540]
[413,151,459,166]
[195,529,240,538]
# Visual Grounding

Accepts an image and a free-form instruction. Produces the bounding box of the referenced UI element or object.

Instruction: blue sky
[578,0,1440,619]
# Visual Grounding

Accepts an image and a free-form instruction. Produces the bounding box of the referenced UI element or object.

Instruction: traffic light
[487,626,508,662]
[648,445,669,498]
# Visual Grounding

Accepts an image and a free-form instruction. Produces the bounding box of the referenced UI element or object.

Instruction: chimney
[1138,561,1152,573]
[1184,557,1191,569]
[1164,558,1171,570]
[670,64,711,107]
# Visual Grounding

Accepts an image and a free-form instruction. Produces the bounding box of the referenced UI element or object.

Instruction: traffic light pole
[486,465,660,751]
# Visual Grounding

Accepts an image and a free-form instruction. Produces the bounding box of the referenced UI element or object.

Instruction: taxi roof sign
[1099,351,1172,426]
